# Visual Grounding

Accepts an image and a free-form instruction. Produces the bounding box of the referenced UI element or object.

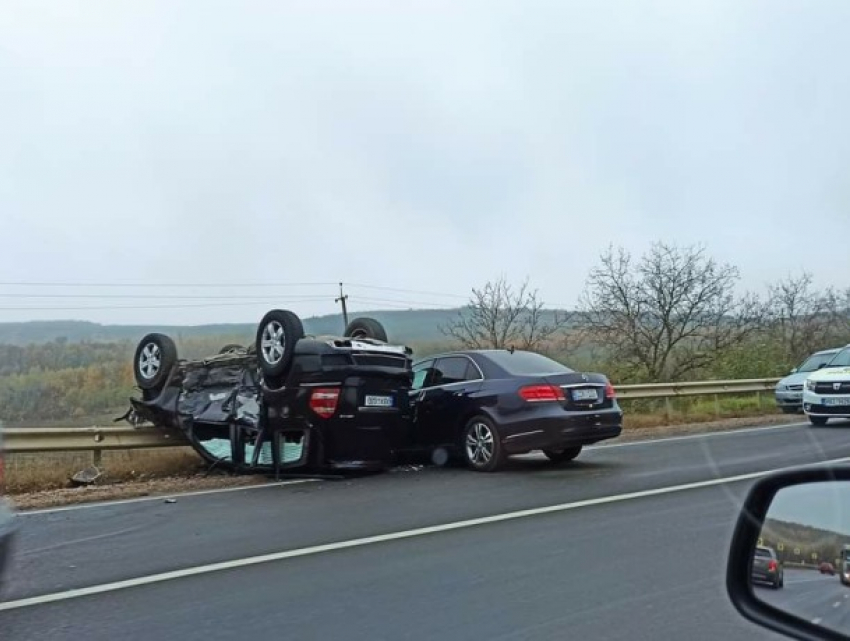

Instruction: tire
[542,446,582,463]
[219,344,243,354]
[133,333,178,390]
[462,416,506,472]
[809,415,828,426]
[343,317,388,342]
[255,309,304,380]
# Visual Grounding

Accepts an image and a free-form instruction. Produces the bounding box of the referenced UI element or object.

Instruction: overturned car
[125,310,415,476]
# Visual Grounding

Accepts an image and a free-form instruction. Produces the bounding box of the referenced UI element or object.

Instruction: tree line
[440,242,850,383]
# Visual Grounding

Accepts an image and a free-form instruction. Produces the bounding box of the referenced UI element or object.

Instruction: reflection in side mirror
[728,469,850,641]
[755,481,850,634]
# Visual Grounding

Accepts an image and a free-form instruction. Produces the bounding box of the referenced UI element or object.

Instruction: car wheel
[809,415,828,426]
[255,310,304,381]
[133,333,178,390]
[542,446,582,463]
[219,344,243,354]
[343,317,388,342]
[462,416,505,472]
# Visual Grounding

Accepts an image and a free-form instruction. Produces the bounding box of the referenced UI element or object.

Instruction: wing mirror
[791,368,798,374]
[727,466,850,640]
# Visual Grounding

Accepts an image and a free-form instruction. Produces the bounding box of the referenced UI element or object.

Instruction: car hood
[807,366,850,383]
[776,372,813,388]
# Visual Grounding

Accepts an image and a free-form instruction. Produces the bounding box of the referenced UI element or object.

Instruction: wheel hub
[138,343,161,380]
[466,422,494,465]
[261,321,285,364]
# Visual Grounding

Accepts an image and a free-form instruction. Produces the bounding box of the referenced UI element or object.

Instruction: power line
[0,299,334,312]
[0,294,333,300]
[346,283,469,299]
[348,295,459,308]
[0,281,338,288]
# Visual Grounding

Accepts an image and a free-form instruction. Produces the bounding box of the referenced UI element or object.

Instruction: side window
[412,359,434,390]
[432,357,474,386]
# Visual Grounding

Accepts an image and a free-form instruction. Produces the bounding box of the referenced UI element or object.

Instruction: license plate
[365,395,393,407]
[824,397,850,406]
[572,388,598,402]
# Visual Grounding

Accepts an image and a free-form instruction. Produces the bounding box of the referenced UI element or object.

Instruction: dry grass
[4,447,206,494]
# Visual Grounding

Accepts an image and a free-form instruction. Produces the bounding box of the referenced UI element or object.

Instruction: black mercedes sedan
[410,349,623,472]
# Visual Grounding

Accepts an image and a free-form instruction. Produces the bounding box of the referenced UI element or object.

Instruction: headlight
[806,379,816,391]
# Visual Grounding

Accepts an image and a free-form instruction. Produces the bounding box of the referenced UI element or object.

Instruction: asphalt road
[3,419,850,640]
[759,568,850,632]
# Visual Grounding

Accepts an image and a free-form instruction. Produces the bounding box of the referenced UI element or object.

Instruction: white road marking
[18,479,318,516]
[834,602,841,608]
[589,422,806,450]
[3,455,849,612]
[812,618,823,625]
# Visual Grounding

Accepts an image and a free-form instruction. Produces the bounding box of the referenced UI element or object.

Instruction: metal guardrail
[4,426,188,455]
[2,377,783,455]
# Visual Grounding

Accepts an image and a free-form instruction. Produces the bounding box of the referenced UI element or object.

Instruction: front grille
[814,382,850,395]
[809,405,850,415]
[787,385,803,392]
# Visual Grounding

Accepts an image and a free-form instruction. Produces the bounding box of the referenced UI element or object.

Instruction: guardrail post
[756,391,762,410]
[93,449,102,468]
[714,394,721,418]
[664,397,672,424]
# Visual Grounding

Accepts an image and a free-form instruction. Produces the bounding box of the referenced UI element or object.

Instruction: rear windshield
[754,548,771,558]
[485,351,574,376]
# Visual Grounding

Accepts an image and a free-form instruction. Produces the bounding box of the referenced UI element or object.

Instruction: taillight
[309,388,341,418]
[519,385,565,402]
[604,382,616,398]
[768,560,777,572]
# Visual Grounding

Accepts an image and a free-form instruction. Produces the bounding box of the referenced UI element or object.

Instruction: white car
[802,344,850,425]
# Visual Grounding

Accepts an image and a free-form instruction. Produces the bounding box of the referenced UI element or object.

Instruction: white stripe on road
[3,455,849,612]
[812,618,823,625]
[590,422,806,450]
[18,479,317,516]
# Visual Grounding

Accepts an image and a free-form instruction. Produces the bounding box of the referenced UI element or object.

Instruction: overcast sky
[768,481,850,538]
[2,0,849,325]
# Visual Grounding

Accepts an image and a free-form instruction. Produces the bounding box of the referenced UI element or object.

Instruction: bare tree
[578,242,766,381]
[765,272,844,364]
[440,277,570,351]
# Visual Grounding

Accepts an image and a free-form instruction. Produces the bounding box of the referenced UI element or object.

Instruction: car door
[412,355,484,449]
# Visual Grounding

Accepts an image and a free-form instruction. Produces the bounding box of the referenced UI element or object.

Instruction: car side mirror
[727,466,850,640]
[790,368,798,374]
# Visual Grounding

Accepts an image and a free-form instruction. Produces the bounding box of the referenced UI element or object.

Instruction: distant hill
[0,308,476,345]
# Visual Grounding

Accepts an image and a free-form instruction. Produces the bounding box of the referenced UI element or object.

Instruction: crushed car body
[124,310,415,476]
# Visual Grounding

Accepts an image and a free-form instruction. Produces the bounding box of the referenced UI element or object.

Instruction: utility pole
[335,282,349,330]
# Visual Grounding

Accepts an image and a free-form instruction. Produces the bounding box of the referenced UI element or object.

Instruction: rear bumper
[499,408,623,455]
[751,569,778,584]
